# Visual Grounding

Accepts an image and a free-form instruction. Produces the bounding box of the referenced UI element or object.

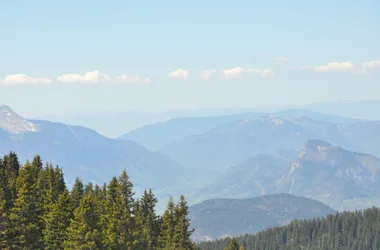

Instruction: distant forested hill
[189,194,335,242]
[199,207,380,250]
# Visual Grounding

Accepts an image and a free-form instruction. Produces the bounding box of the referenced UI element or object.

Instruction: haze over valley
[1,1,380,249]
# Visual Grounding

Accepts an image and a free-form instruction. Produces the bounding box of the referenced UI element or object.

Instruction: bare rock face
[280,140,380,208]
[0,105,37,134]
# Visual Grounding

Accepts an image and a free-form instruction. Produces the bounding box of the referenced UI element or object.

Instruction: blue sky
[0,0,379,117]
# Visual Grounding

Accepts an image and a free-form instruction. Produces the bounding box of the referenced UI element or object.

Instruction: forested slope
[0,152,196,250]
[199,207,380,250]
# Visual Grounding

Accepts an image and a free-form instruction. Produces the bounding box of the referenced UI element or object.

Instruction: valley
[2,103,380,242]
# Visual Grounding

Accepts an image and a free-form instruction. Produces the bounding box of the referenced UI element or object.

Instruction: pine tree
[64,188,103,249]
[0,181,10,249]
[102,176,120,249]
[71,177,84,210]
[2,152,20,207]
[103,170,135,249]
[159,196,176,250]
[135,189,159,250]
[174,195,195,250]
[43,189,72,250]
[9,160,44,249]
[225,238,240,250]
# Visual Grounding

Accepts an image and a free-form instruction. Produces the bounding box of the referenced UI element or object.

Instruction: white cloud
[315,62,354,72]
[168,69,189,80]
[223,67,273,78]
[200,70,217,80]
[276,57,289,64]
[361,60,380,70]
[0,74,52,85]
[115,75,151,83]
[57,71,111,84]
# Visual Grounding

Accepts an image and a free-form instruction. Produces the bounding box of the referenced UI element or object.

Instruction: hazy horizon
[1,1,379,118]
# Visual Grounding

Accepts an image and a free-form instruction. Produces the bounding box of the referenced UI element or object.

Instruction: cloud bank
[315,62,354,72]
[0,74,52,85]
[56,71,151,84]
[362,60,380,70]
[1,59,379,85]
[168,69,189,80]
[57,71,111,84]
[223,67,273,78]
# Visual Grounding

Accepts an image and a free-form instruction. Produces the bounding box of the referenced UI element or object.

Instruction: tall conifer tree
[70,177,84,210]
[43,189,72,250]
[9,160,44,249]
[64,188,103,249]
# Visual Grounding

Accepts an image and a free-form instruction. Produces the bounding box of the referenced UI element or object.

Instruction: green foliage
[159,196,177,249]
[0,178,10,249]
[199,207,380,250]
[224,237,240,250]
[64,188,103,249]
[43,189,72,249]
[0,152,195,250]
[102,173,135,249]
[174,195,194,250]
[134,189,160,250]
[9,159,44,249]
[71,177,84,210]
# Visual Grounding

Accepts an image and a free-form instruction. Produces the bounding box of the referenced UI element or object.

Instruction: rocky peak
[0,105,37,134]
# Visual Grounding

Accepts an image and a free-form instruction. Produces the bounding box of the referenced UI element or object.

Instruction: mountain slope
[194,154,288,202]
[198,207,380,250]
[158,115,342,170]
[277,140,380,209]
[117,113,266,150]
[197,140,380,210]
[0,108,190,197]
[0,105,37,134]
[119,109,360,151]
[158,115,380,172]
[189,194,335,242]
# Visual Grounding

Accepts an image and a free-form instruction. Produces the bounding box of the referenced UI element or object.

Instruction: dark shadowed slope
[190,194,335,242]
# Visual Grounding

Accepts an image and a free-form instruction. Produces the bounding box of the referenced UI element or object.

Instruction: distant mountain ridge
[306,100,380,121]
[0,107,191,201]
[119,109,362,150]
[158,115,380,174]
[199,140,380,210]
[277,139,380,209]
[194,154,288,202]
[189,194,335,242]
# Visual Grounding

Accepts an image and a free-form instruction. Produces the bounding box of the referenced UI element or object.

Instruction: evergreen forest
[0,152,196,250]
[199,207,380,250]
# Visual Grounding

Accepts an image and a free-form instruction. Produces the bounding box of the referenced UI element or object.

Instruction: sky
[0,0,379,117]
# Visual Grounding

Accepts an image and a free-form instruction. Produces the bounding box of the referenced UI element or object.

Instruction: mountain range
[0,105,191,200]
[277,140,380,209]
[196,140,380,210]
[2,104,380,213]
[158,115,380,175]
[119,109,362,151]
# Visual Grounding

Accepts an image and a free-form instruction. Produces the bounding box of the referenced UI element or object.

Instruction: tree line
[0,152,196,250]
[198,206,380,250]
